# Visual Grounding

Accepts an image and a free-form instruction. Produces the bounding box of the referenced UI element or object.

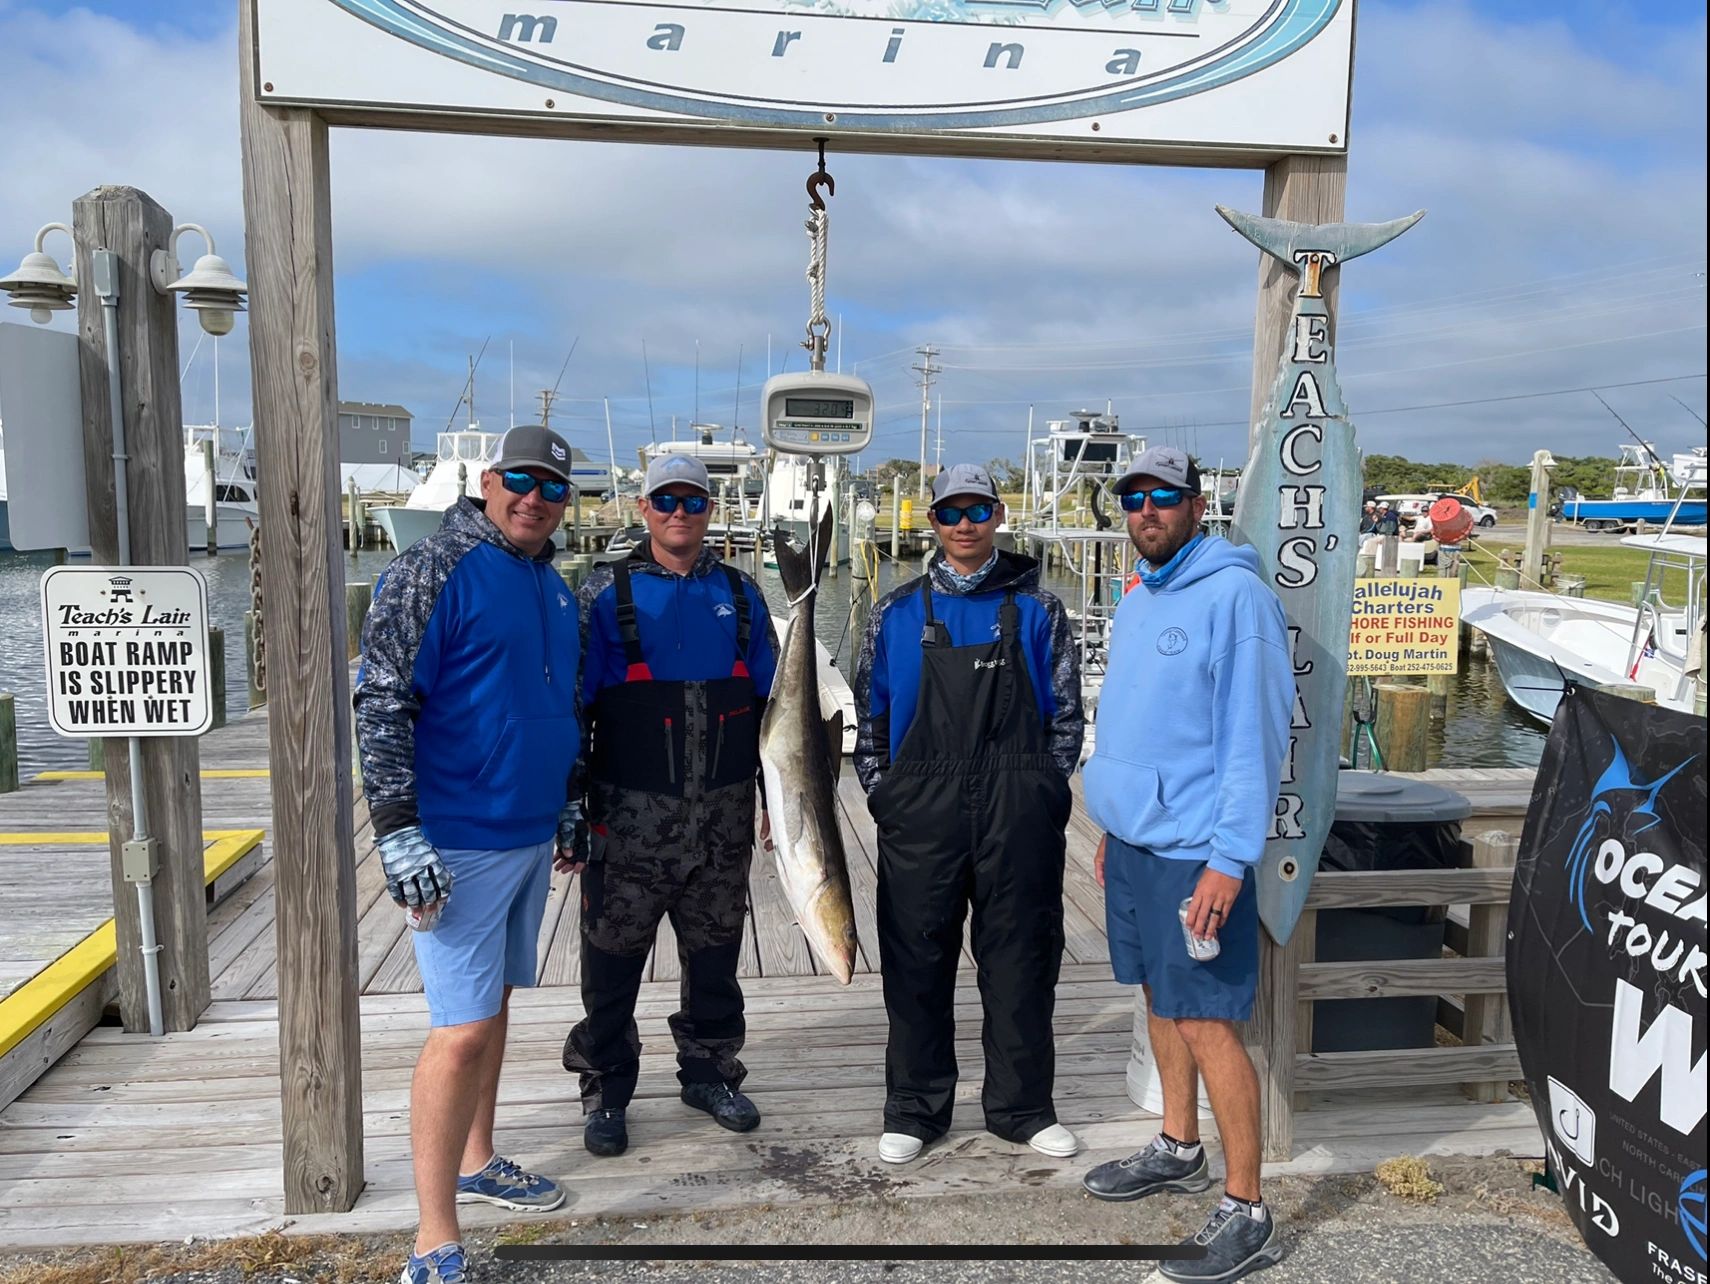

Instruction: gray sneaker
[1081,1135,1212,1201]
[1159,1199,1284,1282]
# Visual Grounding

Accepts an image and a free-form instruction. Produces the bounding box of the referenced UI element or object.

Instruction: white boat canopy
[1619,533,1707,559]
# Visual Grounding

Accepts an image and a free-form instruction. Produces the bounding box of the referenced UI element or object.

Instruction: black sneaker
[681,1082,760,1132]
[1081,1135,1213,1201]
[583,1107,628,1157]
[1159,1199,1284,1282]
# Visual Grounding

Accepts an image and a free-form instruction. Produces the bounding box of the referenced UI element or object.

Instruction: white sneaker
[878,1132,925,1164]
[1026,1123,1081,1158]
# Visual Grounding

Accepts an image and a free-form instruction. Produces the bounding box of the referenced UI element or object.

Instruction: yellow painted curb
[0,828,261,846]
[0,828,265,1058]
[35,769,271,781]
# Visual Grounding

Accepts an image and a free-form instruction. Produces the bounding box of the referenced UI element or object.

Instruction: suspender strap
[722,564,752,678]
[919,577,951,649]
[999,590,1019,641]
[611,561,652,681]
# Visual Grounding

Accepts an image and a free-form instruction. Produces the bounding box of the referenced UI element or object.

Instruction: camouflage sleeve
[353,536,465,838]
[1035,586,1085,778]
[567,563,618,804]
[852,596,888,794]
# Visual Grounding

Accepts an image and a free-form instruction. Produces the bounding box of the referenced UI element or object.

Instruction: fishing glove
[557,800,591,866]
[377,825,453,909]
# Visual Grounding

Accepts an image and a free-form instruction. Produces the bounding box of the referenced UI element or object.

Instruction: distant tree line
[1360,453,1620,508]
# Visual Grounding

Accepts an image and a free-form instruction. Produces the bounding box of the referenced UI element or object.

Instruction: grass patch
[1375,1156,1446,1203]
[1468,540,1690,603]
[0,1231,406,1284]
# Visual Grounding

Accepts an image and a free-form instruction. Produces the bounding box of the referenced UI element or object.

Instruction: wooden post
[207,626,227,731]
[1462,831,1519,1103]
[202,438,219,556]
[1495,565,1521,591]
[72,185,210,1033]
[1426,673,1452,719]
[1519,450,1554,590]
[239,0,365,1214]
[1247,155,1348,447]
[0,693,17,794]
[1373,683,1430,772]
[890,483,901,561]
[1557,574,1587,598]
[1249,915,1314,1162]
[88,738,105,771]
[345,582,372,662]
[1630,581,1649,607]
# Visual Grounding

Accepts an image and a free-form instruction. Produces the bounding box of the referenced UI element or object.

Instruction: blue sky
[1,0,1704,473]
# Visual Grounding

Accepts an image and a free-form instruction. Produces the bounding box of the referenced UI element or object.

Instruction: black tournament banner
[1509,685,1706,1284]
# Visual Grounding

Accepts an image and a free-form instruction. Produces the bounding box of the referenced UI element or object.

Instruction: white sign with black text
[40,566,213,738]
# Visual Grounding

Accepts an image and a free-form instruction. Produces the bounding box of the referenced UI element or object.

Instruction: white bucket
[1124,990,1213,1115]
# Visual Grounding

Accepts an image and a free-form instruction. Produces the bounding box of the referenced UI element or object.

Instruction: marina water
[0,545,1546,776]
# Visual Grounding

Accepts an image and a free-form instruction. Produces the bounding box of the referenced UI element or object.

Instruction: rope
[803,207,830,369]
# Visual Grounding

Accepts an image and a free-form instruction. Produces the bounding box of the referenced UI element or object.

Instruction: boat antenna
[641,340,658,440]
[1590,389,1666,470]
[694,338,701,425]
[1669,394,1707,429]
[444,336,491,433]
[731,344,744,443]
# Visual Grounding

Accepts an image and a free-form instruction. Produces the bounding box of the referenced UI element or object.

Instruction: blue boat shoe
[455,1154,566,1211]
[400,1241,467,1284]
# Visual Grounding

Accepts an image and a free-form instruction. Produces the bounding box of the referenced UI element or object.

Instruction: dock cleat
[400,1241,467,1284]
[455,1154,565,1211]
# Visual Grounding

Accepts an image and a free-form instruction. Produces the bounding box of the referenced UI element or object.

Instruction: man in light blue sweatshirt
[1079,446,1294,1284]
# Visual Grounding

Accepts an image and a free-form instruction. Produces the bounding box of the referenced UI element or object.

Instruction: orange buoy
[1428,495,1473,544]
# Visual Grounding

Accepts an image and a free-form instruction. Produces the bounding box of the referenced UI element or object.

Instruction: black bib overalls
[869,581,1072,1143]
[562,561,760,1111]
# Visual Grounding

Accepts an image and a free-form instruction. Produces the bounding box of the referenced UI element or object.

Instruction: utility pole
[913,343,939,501]
[537,387,557,429]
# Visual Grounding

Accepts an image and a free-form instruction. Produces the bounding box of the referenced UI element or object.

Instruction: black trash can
[1310,772,1472,1054]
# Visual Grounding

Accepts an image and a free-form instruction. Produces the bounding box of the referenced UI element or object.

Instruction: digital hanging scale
[761,372,874,457]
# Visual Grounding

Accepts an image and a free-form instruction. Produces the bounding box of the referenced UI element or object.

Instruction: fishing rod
[1590,389,1667,471]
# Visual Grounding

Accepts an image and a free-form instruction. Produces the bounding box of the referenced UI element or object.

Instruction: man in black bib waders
[562,454,779,1157]
[854,463,1084,1164]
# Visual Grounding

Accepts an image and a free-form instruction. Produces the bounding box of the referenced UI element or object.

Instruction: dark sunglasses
[1119,486,1189,512]
[649,493,710,515]
[931,501,995,526]
[499,470,570,503]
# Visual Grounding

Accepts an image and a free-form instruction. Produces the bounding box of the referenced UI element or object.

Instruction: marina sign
[40,566,213,738]
[252,0,1354,161]
[1224,204,1423,945]
[1347,577,1461,677]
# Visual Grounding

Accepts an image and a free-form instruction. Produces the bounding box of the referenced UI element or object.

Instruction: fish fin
[823,711,843,782]
[771,523,815,603]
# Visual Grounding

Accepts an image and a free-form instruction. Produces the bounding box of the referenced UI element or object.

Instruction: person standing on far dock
[853,461,1084,1167]
[1080,445,1293,1283]
[355,424,584,1284]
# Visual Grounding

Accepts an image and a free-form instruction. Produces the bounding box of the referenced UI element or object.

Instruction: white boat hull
[373,505,445,552]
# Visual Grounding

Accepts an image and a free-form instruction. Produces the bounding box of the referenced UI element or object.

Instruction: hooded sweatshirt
[1083,535,1293,879]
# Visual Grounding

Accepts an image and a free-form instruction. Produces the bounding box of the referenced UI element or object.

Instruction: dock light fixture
[0,222,77,323]
[150,223,247,337]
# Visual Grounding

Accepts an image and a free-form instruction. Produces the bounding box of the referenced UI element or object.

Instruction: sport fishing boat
[372,425,502,552]
[1559,443,1707,531]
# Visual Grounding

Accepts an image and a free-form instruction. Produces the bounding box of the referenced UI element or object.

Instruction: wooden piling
[1630,581,1649,607]
[1373,683,1430,771]
[890,484,901,561]
[1557,574,1586,598]
[207,626,227,731]
[1494,565,1521,591]
[345,582,372,662]
[202,438,219,556]
[0,693,17,794]
[88,738,104,771]
[72,183,209,1033]
[1427,673,1452,719]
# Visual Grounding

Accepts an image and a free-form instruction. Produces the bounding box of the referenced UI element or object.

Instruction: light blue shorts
[413,839,553,1028]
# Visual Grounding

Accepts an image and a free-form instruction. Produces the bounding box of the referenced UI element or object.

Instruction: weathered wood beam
[1298,956,1507,1001]
[1306,867,1513,910]
[237,1,364,1215]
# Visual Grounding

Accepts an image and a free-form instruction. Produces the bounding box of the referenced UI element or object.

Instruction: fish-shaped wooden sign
[1221,204,1425,945]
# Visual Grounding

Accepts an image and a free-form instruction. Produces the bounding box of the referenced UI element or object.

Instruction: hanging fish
[1219,204,1426,945]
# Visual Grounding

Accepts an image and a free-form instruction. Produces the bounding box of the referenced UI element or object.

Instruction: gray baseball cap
[1115,445,1202,495]
[931,462,999,504]
[492,424,573,483]
[643,453,712,497]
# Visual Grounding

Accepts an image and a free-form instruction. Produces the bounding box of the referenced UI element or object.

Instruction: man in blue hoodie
[1080,446,1293,1283]
[356,425,585,1284]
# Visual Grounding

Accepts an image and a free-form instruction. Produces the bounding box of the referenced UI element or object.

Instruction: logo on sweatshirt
[1157,627,1189,656]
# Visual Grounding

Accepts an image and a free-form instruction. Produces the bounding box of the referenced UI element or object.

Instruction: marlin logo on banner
[1510,686,1706,1284]
[1220,204,1424,945]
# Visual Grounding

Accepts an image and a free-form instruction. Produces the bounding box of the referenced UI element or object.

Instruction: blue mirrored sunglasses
[649,493,710,515]
[1119,486,1189,512]
[931,501,995,526]
[499,470,570,503]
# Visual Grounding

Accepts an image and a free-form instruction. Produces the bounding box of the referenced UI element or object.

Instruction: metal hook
[806,137,834,211]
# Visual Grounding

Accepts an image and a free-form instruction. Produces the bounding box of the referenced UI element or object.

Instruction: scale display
[762,372,874,456]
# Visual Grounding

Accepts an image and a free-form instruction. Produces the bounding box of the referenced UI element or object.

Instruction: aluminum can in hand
[1178,897,1221,962]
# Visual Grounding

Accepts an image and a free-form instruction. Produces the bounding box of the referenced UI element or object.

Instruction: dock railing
[1250,831,1521,1160]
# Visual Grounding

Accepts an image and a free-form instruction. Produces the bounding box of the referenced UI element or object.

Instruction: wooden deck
[0,701,1546,1249]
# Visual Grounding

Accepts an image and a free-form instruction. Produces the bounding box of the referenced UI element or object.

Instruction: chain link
[247,522,266,695]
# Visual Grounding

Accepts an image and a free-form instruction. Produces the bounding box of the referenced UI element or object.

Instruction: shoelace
[1193,1204,1238,1246]
[1119,1135,1177,1169]
[490,1155,543,1189]
[420,1245,467,1284]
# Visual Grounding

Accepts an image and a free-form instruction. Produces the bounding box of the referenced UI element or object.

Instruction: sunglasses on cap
[1119,486,1190,512]
[931,501,995,526]
[499,470,570,503]
[649,493,711,515]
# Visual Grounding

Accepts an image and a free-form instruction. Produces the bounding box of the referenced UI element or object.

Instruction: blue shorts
[1103,835,1259,1021]
[413,839,553,1028]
